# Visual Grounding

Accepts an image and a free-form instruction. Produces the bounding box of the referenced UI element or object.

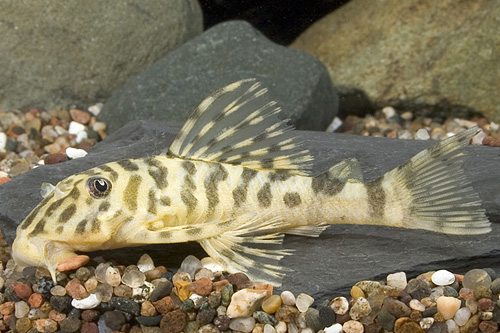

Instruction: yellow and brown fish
[12,79,491,285]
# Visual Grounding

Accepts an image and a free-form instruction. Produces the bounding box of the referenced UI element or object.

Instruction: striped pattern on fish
[12,79,491,285]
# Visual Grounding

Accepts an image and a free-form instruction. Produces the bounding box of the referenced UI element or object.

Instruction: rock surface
[0,120,499,304]
[0,0,202,111]
[99,21,338,133]
[291,0,500,122]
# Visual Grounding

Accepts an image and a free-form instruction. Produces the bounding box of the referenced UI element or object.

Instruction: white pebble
[280,290,296,306]
[432,270,455,286]
[453,118,477,129]
[324,323,342,333]
[0,132,7,151]
[68,121,87,135]
[295,293,314,312]
[229,317,256,333]
[471,129,487,145]
[329,296,349,315]
[446,319,459,333]
[88,102,104,116]
[288,322,299,333]
[105,266,121,287]
[137,253,155,272]
[415,128,430,140]
[382,106,396,119]
[54,126,68,136]
[227,289,267,318]
[133,281,153,297]
[75,131,88,143]
[409,299,426,312]
[301,328,314,333]
[490,121,499,131]
[200,257,224,273]
[420,317,434,330]
[326,117,343,133]
[92,121,107,132]
[263,324,276,333]
[71,293,101,309]
[275,321,287,333]
[15,301,30,318]
[387,272,407,289]
[453,307,471,326]
[65,147,88,159]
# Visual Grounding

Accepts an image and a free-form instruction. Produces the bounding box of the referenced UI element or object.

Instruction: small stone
[453,307,471,326]
[387,272,407,290]
[201,257,225,273]
[479,320,498,332]
[94,263,111,283]
[105,266,121,287]
[228,272,252,290]
[459,314,479,332]
[88,103,104,116]
[324,323,343,333]
[194,268,215,281]
[136,314,163,327]
[253,310,278,325]
[349,297,371,320]
[477,297,493,311]
[34,319,58,333]
[65,147,88,159]
[114,284,132,297]
[474,285,493,300]
[70,109,92,124]
[65,278,89,299]
[189,277,213,296]
[174,280,191,301]
[71,293,101,309]
[145,268,163,281]
[14,283,32,300]
[15,317,32,333]
[60,316,82,332]
[462,269,491,290]
[74,267,91,282]
[227,288,267,318]
[436,296,461,320]
[15,301,30,318]
[109,296,141,316]
[465,298,478,314]
[261,294,282,314]
[140,300,158,316]
[81,321,99,333]
[318,305,336,327]
[28,293,43,308]
[404,278,432,300]
[280,290,296,306]
[229,316,256,333]
[197,307,216,325]
[102,310,125,331]
[295,293,314,312]
[68,121,86,135]
[459,287,474,300]
[382,106,396,119]
[95,283,113,302]
[153,296,174,314]
[409,299,425,312]
[214,315,231,331]
[207,291,221,309]
[382,297,411,318]
[377,310,396,331]
[275,305,300,323]
[178,255,202,278]
[50,295,73,313]
[350,285,365,299]
[160,309,187,333]
[149,281,173,302]
[92,121,107,132]
[122,269,146,288]
[81,309,100,322]
[431,270,456,286]
[342,320,364,333]
[330,296,349,315]
[84,276,98,292]
[415,128,430,140]
[443,286,458,297]
[172,271,192,284]
[221,283,234,306]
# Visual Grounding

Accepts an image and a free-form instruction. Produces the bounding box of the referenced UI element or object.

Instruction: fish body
[12,79,491,284]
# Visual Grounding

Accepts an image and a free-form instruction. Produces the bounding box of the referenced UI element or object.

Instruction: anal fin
[284,224,329,237]
[328,158,363,182]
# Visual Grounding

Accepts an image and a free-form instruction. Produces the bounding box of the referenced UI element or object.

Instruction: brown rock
[81,322,99,333]
[14,282,32,300]
[70,109,91,124]
[141,300,158,316]
[153,296,175,314]
[65,278,89,300]
[483,136,500,147]
[160,309,187,333]
[478,320,498,333]
[477,297,493,311]
[0,302,14,316]
[213,280,229,293]
[44,153,69,165]
[382,297,412,318]
[189,278,213,296]
[81,310,100,322]
[49,309,66,323]
[28,293,44,308]
[460,314,480,333]
[394,318,425,333]
[227,273,251,290]
[275,305,300,323]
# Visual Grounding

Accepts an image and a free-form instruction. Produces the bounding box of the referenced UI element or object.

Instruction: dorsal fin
[167,79,312,176]
[327,158,364,182]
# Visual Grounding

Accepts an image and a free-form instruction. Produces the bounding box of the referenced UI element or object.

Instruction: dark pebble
[149,281,173,302]
[160,309,187,333]
[102,310,126,331]
[335,313,351,324]
[60,317,82,333]
[181,298,195,311]
[207,291,221,308]
[96,302,113,312]
[491,278,500,294]
[37,276,54,294]
[483,268,497,280]
[318,305,336,327]
[109,297,141,316]
[81,310,100,322]
[422,307,438,318]
[253,311,278,325]
[6,139,17,152]
[443,286,458,297]
[161,270,174,281]
[50,295,73,313]
[87,129,100,140]
[365,323,383,333]
[213,315,230,331]
[376,310,396,331]
[4,287,21,302]
[68,308,82,318]
[227,272,251,290]
[22,267,37,284]
[427,321,448,333]
[81,321,99,333]
[492,306,500,322]
[136,315,163,326]
[197,308,216,325]
[305,308,323,332]
[221,283,233,307]
[404,278,431,300]
[11,126,26,135]
[44,153,69,165]
[381,298,411,318]
[398,290,412,304]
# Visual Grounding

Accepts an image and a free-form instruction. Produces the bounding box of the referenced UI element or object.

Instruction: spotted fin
[382,126,491,235]
[40,182,55,198]
[327,158,363,182]
[167,79,312,176]
[198,215,293,286]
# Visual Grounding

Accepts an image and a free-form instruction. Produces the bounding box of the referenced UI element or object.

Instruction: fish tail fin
[380,127,490,235]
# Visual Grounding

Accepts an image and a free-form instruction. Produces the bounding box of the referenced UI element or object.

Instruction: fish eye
[86,177,112,198]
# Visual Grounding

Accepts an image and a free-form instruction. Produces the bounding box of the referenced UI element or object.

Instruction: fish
[12,79,491,285]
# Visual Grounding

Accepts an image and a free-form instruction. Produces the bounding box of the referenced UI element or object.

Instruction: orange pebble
[0,177,11,185]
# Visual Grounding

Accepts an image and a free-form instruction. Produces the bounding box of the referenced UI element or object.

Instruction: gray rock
[291,0,500,122]
[0,0,202,111]
[99,21,338,132]
[1,121,499,304]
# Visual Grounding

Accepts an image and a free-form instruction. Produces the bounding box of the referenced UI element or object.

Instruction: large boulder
[0,0,202,111]
[291,0,500,122]
[1,120,499,303]
[99,21,338,132]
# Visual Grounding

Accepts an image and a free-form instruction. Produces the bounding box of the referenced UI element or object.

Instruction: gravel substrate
[1,105,499,332]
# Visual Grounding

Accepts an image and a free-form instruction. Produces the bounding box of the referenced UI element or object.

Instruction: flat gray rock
[0,0,202,111]
[1,121,499,303]
[99,21,338,133]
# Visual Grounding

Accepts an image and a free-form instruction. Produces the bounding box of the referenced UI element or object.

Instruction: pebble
[114,284,133,297]
[15,300,30,318]
[342,319,364,333]
[70,109,92,124]
[109,296,141,316]
[65,147,88,159]
[387,271,407,289]
[330,296,349,315]
[381,297,411,318]
[68,121,86,135]
[280,290,296,306]
[431,270,455,286]
[349,297,371,320]
[71,293,101,309]
[453,306,471,326]
[228,272,252,290]
[95,283,113,302]
[60,316,82,332]
[262,294,282,314]
[295,293,314,312]
[34,318,58,333]
[462,268,491,289]
[14,282,32,300]
[436,296,461,320]
[409,299,425,312]
[189,277,213,296]
[104,266,121,287]
[65,278,89,299]
[415,128,430,140]
[160,309,187,332]
[213,315,231,331]
[227,288,268,318]
[200,257,225,273]
[229,316,256,332]
[121,269,145,288]
[152,296,174,314]
[28,293,43,308]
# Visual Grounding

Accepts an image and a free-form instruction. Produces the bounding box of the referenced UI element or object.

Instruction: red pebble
[483,136,500,147]
[28,293,44,308]
[0,177,11,185]
[152,296,174,314]
[81,322,99,333]
[478,298,493,311]
[44,153,69,165]
[14,282,32,300]
[479,320,498,333]
[459,287,474,300]
[65,278,89,300]
[189,278,213,296]
[213,280,229,293]
[69,109,91,124]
